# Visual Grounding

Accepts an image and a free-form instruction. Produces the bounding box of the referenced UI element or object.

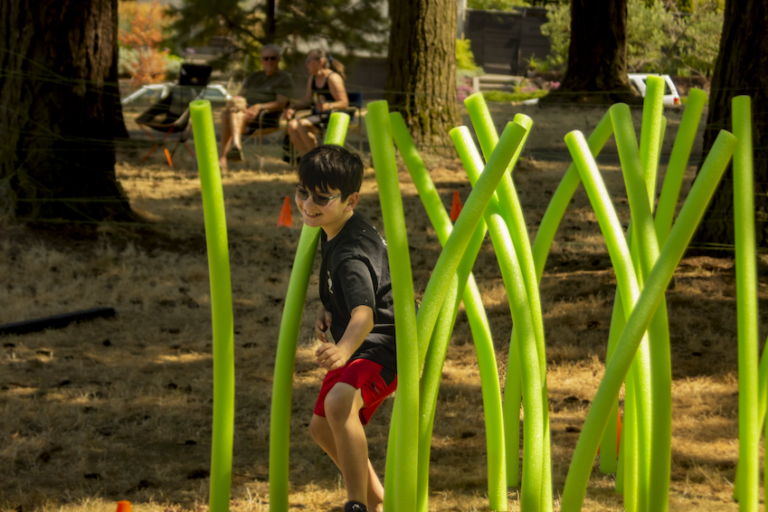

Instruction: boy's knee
[324,384,357,425]
[309,414,325,441]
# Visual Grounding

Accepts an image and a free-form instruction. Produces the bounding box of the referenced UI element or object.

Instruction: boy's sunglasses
[295,186,341,207]
[262,55,278,61]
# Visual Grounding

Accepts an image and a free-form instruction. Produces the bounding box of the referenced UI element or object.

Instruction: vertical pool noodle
[732,95,760,512]
[618,93,675,512]
[190,100,235,512]
[451,126,546,512]
[559,129,737,512]
[365,101,421,512]
[611,103,661,512]
[655,89,707,247]
[601,294,624,475]
[736,341,768,499]
[640,78,675,512]
[463,95,552,507]
[390,114,508,512]
[268,113,350,512]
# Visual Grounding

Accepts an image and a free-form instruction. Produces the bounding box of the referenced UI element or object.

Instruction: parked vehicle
[628,74,681,106]
[121,83,231,105]
[521,74,681,106]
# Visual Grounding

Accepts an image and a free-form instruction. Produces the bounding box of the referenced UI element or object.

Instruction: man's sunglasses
[295,186,341,207]
[262,55,278,61]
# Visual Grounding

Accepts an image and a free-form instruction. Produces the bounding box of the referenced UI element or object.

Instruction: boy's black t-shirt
[319,211,397,381]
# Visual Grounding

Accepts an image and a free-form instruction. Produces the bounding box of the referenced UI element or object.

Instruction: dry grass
[1,104,765,511]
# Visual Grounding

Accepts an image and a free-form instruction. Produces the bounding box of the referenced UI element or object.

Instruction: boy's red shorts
[314,358,397,425]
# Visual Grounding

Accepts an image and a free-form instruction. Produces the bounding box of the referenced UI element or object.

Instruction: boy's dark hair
[298,145,363,200]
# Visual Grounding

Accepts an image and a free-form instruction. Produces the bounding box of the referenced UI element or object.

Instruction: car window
[203,89,225,100]
[630,80,642,95]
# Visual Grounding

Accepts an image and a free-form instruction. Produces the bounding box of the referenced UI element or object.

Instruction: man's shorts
[314,358,397,425]
[246,110,283,131]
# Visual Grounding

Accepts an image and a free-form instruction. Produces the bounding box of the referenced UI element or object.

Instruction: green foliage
[165,0,388,70]
[525,53,549,73]
[540,0,723,77]
[482,89,548,103]
[456,39,484,79]
[467,0,530,11]
[627,0,674,72]
[540,3,570,71]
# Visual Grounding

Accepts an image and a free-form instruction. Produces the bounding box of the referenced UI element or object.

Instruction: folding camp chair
[136,64,212,167]
[243,109,288,171]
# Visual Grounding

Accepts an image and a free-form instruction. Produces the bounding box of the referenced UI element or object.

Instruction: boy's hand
[315,342,349,370]
[314,309,332,342]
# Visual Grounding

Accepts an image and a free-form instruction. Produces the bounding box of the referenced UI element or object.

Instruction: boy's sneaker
[344,501,368,512]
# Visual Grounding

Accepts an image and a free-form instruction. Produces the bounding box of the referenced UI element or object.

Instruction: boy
[296,145,397,512]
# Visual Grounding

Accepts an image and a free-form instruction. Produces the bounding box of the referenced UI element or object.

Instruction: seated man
[220,44,293,168]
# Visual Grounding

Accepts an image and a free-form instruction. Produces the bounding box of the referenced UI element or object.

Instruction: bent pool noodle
[452,126,546,512]
[268,113,350,512]
[464,94,552,507]
[190,100,236,512]
[559,129,737,512]
[655,88,707,246]
[389,113,507,512]
[414,121,528,375]
[365,101,420,512]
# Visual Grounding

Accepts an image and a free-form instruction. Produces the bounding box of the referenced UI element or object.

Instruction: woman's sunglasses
[295,186,341,207]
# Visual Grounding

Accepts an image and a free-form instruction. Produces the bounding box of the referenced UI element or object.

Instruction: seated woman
[283,49,348,155]
[219,44,293,168]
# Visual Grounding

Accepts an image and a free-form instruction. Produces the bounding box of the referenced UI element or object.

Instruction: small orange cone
[277,196,293,228]
[116,502,132,512]
[616,409,622,456]
[450,191,463,221]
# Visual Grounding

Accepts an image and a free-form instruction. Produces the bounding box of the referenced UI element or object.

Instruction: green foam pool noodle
[732,95,760,512]
[365,100,420,512]
[655,88,707,246]
[268,114,349,512]
[190,100,235,512]
[560,128,736,512]
[390,113,507,512]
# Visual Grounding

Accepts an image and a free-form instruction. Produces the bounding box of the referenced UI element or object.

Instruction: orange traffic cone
[277,196,293,228]
[450,191,463,221]
[116,501,132,512]
[596,408,622,457]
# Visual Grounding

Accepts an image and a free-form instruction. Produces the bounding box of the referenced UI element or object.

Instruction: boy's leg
[309,414,385,511]
[219,108,233,168]
[323,383,372,507]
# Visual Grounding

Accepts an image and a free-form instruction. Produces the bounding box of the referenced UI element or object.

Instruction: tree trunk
[692,0,768,251]
[0,0,134,223]
[541,0,640,105]
[265,0,276,43]
[385,0,460,155]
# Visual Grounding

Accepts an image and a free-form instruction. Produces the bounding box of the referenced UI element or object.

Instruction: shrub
[482,89,549,103]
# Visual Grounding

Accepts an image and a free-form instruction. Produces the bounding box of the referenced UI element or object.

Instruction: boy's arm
[315,305,373,370]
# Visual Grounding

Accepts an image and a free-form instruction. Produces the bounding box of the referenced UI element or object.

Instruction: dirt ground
[1,101,765,512]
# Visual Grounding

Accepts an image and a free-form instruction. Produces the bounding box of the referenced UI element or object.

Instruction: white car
[628,74,681,107]
[522,74,682,106]
[121,83,231,105]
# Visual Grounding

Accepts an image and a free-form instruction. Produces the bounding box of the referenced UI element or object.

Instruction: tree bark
[0,0,134,223]
[692,0,768,251]
[541,0,640,105]
[385,0,460,155]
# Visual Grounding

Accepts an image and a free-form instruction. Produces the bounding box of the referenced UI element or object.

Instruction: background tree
[692,0,768,249]
[385,0,461,154]
[0,0,134,223]
[119,0,173,86]
[165,0,388,71]
[540,0,638,104]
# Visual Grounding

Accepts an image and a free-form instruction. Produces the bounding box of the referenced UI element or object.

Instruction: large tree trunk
[385,0,460,155]
[0,0,134,223]
[692,0,768,251]
[541,0,639,105]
